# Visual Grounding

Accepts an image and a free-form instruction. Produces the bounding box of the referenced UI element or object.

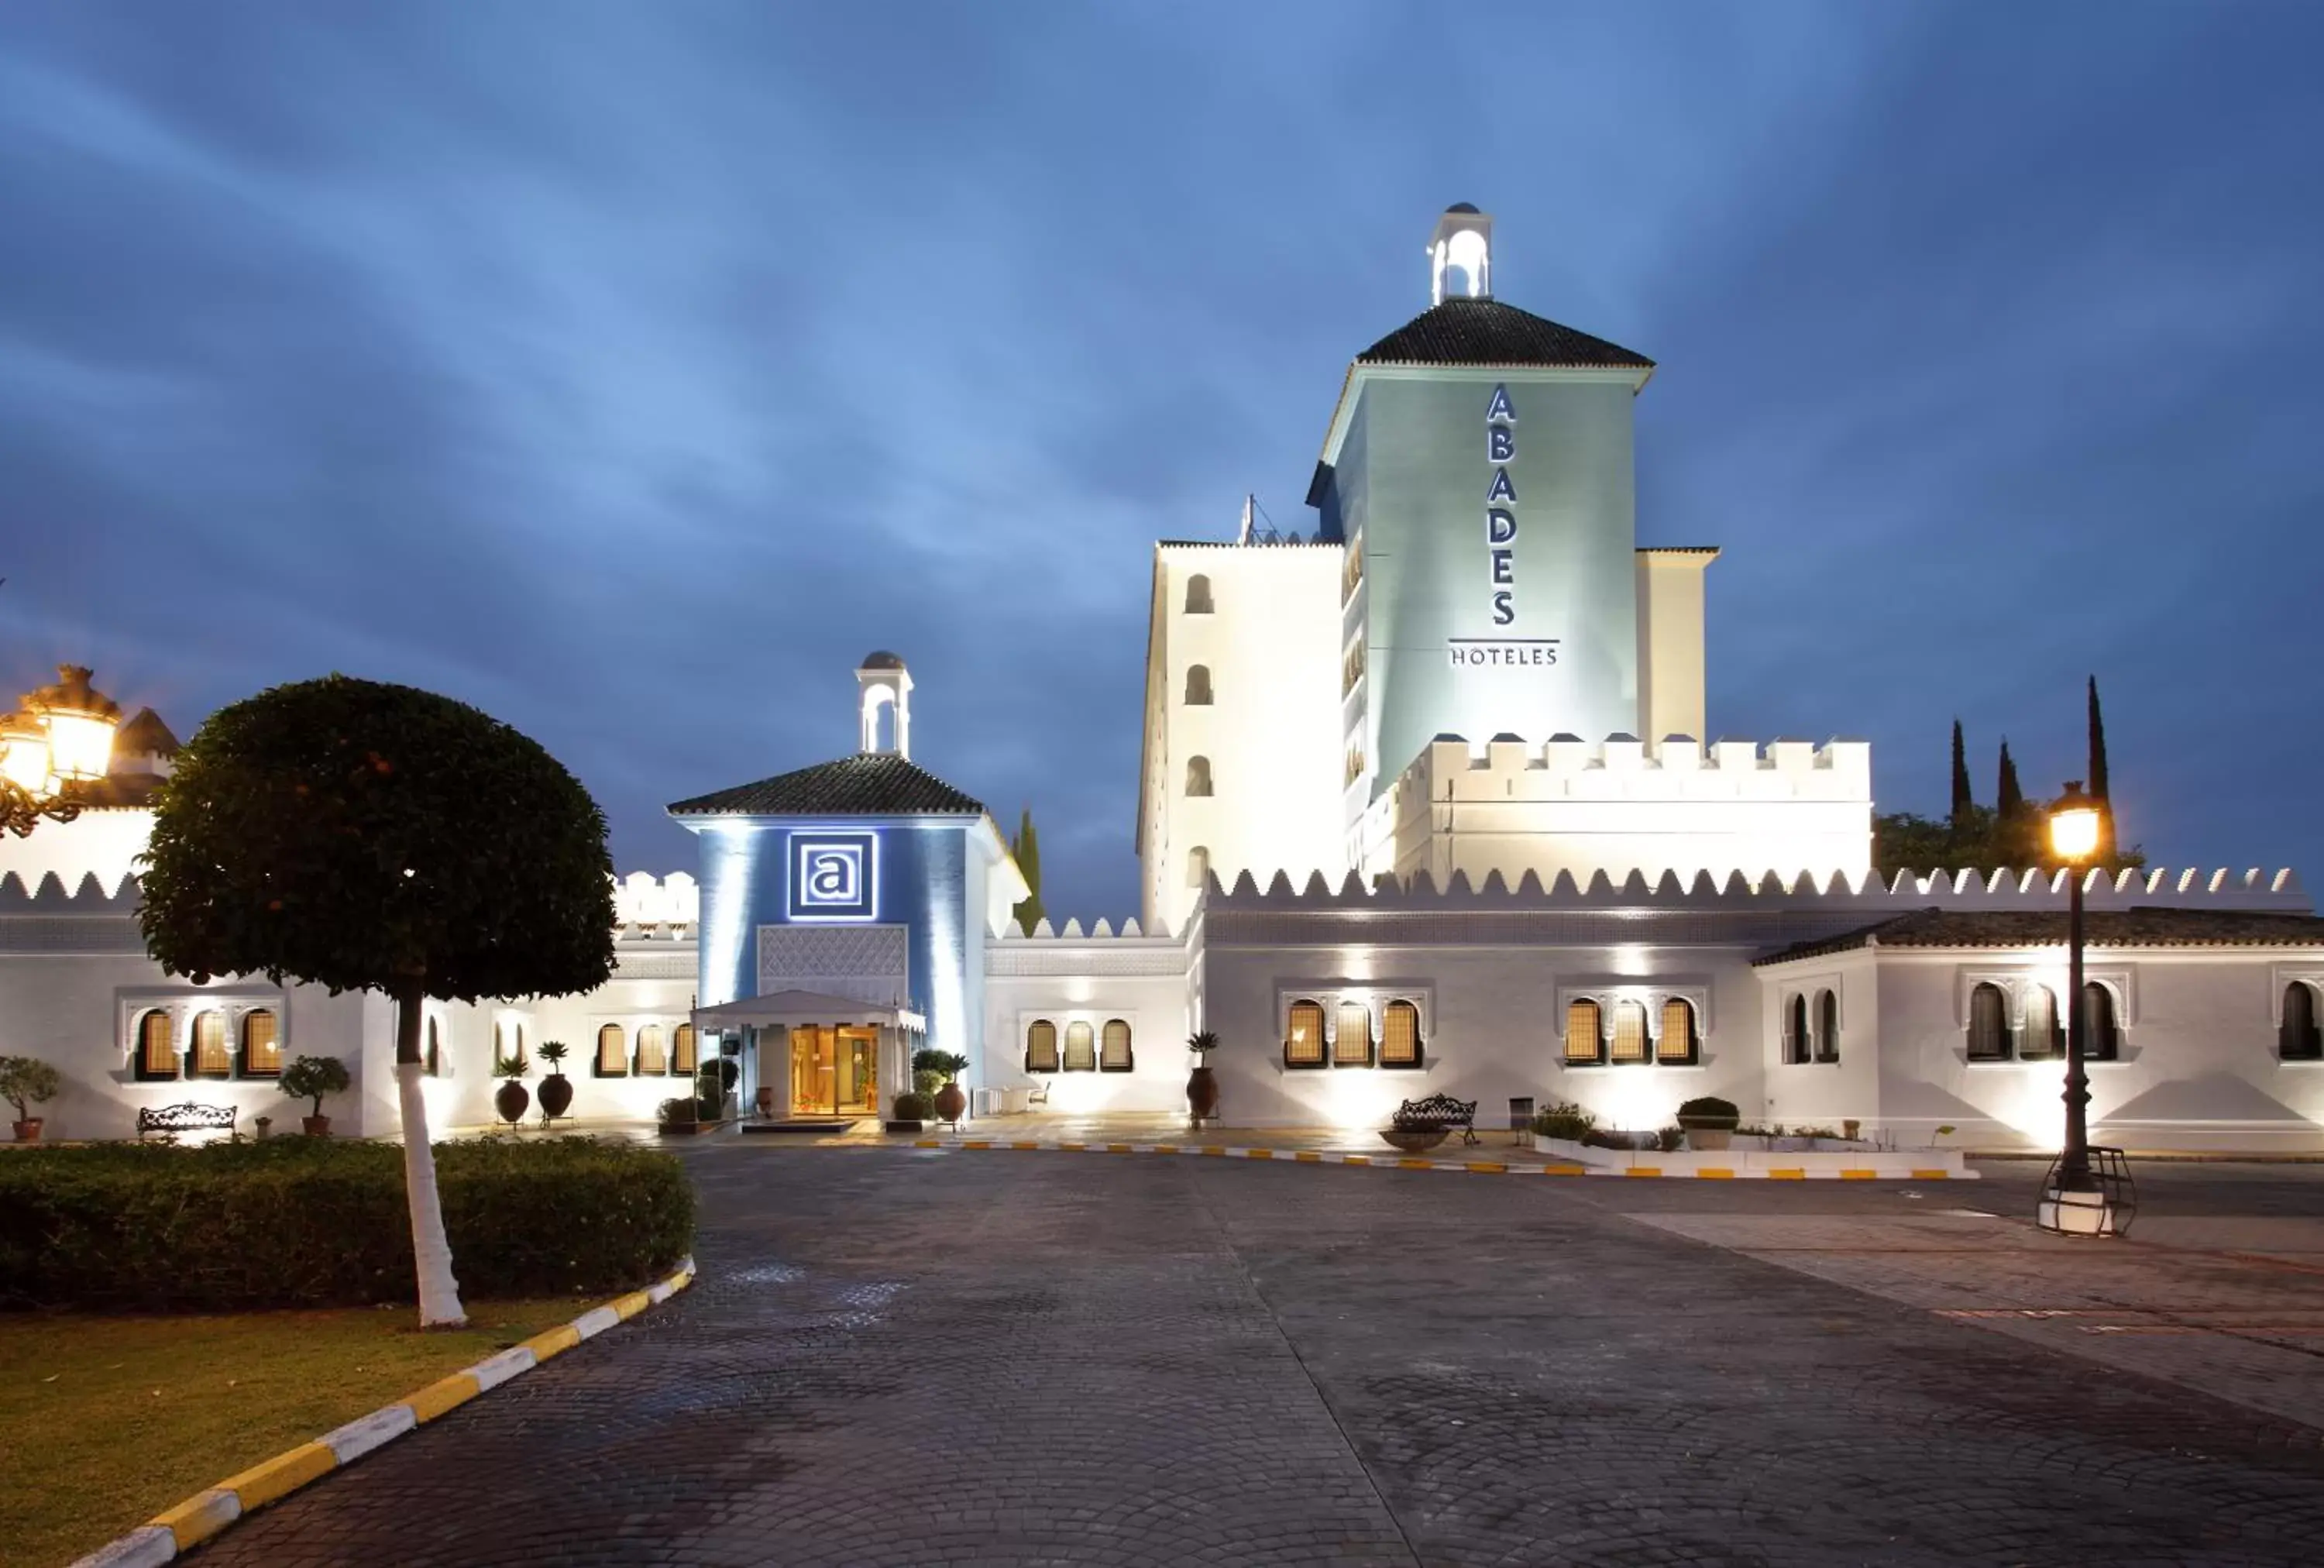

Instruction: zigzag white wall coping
[0,868,710,924]
[1200,865,2309,913]
[1002,916,1171,940]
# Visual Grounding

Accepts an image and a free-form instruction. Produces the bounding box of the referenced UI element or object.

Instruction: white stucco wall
[982,928,1194,1115]
[1635,548,1714,746]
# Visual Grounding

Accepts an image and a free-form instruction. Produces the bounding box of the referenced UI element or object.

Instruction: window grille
[1284,1000,1325,1068]
[1064,1020,1097,1072]
[1101,1019,1133,1071]
[1333,1002,1373,1067]
[1610,1001,1650,1064]
[137,1009,177,1079]
[1657,997,1697,1064]
[636,1023,667,1075]
[191,1011,230,1078]
[2022,985,2062,1061]
[1026,1020,1061,1073]
[1967,982,2013,1061]
[673,1023,698,1075]
[1380,1001,1422,1068]
[1564,999,1604,1064]
[239,1009,280,1076]
[596,1023,627,1077]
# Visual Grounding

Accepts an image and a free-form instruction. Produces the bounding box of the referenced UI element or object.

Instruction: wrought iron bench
[137,1103,237,1140]
[1394,1093,1478,1146]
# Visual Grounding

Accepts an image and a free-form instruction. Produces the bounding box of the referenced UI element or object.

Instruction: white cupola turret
[1428,203,1494,305]
[855,651,912,758]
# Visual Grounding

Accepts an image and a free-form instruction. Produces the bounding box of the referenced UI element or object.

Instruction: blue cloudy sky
[4,2,2319,919]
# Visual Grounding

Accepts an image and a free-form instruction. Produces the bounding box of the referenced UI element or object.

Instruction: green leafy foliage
[1873,801,2145,876]
[912,1049,969,1082]
[538,1040,570,1073]
[912,1068,945,1098]
[0,1138,695,1311]
[1656,1126,1686,1152]
[136,676,616,1018]
[1529,1101,1596,1140]
[892,1091,933,1120]
[1186,1030,1221,1055]
[276,1054,349,1118]
[0,1056,63,1120]
[1009,807,1045,932]
[1675,1095,1740,1128]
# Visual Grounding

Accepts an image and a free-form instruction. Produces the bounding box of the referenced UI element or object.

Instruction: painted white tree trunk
[397,1059,467,1328]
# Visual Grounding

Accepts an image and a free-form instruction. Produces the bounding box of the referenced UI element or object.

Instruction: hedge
[0,1136,696,1312]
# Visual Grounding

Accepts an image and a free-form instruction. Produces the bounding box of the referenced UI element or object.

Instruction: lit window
[1610,1001,1650,1064]
[1064,1020,1097,1072]
[136,1009,177,1080]
[1333,1002,1372,1067]
[190,1010,230,1078]
[636,1023,666,1075]
[2081,983,2119,1062]
[1185,756,1212,797]
[1967,982,2013,1061]
[673,1023,698,1075]
[1026,1020,1060,1073]
[596,1023,627,1077]
[1184,665,1212,705]
[1380,1001,1422,1068]
[2022,986,2062,1061]
[239,1009,280,1076]
[1284,1000,1325,1068]
[1187,846,1210,889]
[1814,989,1840,1063]
[1564,999,1604,1064]
[1658,997,1697,1064]
[1184,574,1213,614]
[1101,1019,1133,1072]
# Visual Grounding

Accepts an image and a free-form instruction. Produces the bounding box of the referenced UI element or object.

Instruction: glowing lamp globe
[0,710,50,794]
[23,665,122,782]
[2049,783,2102,864]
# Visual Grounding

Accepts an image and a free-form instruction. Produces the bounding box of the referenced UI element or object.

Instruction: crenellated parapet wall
[1400,734,1873,802]
[612,871,698,936]
[0,868,704,931]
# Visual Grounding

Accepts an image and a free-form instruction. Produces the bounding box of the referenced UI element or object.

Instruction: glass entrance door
[787,1025,879,1116]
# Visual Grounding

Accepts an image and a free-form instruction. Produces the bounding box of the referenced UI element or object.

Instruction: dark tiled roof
[1755,907,2324,967]
[114,707,180,757]
[1356,298,1653,370]
[667,753,984,818]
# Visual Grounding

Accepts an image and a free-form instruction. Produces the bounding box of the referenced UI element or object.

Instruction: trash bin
[1508,1096,1535,1131]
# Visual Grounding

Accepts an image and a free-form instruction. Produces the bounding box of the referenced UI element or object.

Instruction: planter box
[884,1118,930,1134]
[1684,1128,1732,1151]
[656,1117,730,1137]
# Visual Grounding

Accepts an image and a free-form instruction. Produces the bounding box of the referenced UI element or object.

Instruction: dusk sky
[5,2,2320,920]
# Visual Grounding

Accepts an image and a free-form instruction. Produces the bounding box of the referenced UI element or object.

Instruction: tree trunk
[396,978,466,1329]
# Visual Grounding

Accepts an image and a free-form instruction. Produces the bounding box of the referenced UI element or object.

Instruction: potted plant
[915,1049,971,1126]
[0,1055,62,1143]
[536,1040,574,1119]
[492,1050,530,1126]
[280,1054,351,1136]
[1379,1102,1448,1154]
[1185,1030,1221,1123]
[888,1089,934,1132]
[1676,1095,1741,1151]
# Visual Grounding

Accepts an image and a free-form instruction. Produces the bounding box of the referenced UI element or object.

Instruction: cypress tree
[1996,740,2024,820]
[1949,719,1973,827]
[1009,807,1045,931]
[2088,676,2113,858]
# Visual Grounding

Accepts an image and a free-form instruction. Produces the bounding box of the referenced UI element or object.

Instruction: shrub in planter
[279,1054,351,1136]
[914,1049,970,1124]
[892,1092,933,1121]
[0,1055,63,1143]
[0,1136,695,1311]
[1676,1095,1740,1150]
[1529,1101,1596,1142]
[656,1097,697,1126]
[1656,1125,1686,1153]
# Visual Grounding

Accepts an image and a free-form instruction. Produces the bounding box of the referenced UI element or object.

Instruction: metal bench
[1393,1093,1479,1146]
[137,1102,237,1140]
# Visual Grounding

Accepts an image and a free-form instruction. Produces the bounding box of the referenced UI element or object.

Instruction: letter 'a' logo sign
[788,833,878,921]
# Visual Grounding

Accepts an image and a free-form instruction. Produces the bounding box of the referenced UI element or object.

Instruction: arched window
[1333,1002,1372,1067]
[1184,665,1212,705]
[1784,995,1810,1064]
[1187,846,1210,889]
[1610,1001,1650,1064]
[1026,1020,1061,1074]
[512,1023,527,1068]
[1564,999,1604,1065]
[1380,1001,1423,1068]
[1814,989,1840,1063]
[2081,982,2120,1063]
[596,1023,627,1077]
[672,1023,698,1076]
[1185,756,1212,797]
[2022,986,2062,1061]
[136,1009,177,1080]
[425,1016,442,1078]
[636,1023,667,1075]
[1657,997,1697,1064]
[1967,982,2013,1061]
[239,1009,280,1077]
[1284,1000,1325,1068]
[1101,1019,1133,1071]
[190,1010,230,1078]
[1064,1020,1097,1072]
[1184,573,1213,614]
[2281,983,2322,1061]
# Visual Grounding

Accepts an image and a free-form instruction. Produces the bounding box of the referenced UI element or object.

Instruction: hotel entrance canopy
[689,989,928,1034]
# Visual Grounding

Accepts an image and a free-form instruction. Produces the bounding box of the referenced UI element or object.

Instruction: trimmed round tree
[138,675,615,1326]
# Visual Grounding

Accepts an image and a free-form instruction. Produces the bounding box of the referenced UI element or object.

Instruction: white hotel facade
[7,208,2324,1153]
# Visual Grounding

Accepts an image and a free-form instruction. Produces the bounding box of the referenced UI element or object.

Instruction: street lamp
[0,665,123,838]
[2036,779,2126,1236]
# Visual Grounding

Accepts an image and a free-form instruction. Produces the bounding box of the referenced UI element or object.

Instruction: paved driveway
[187,1149,2324,1566]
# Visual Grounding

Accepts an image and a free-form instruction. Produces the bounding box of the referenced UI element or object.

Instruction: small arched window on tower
[1380,1000,1423,1068]
[1610,1001,1651,1065]
[1333,1002,1373,1068]
[239,1009,280,1077]
[136,1009,177,1080]
[2022,986,2063,1061]
[1284,1000,1325,1068]
[1783,995,1811,1065]
[1026,1020,1061,1074]
[1564,999,1604,1065]
[1658,997,1698,1065]
[2080,983,2120,1062]
[1101,1020,1133,1072]
[1184,665,1212,706]
[596,1023,627,1078]
[2281,983,2322,1061]
[1185,756,1212,797]
[1967,982,2013,1061]
[1186,846,1210,889]
[1064,1020,1097,1072]
[1184,574,1213,614]
[1814,990,1841,1064]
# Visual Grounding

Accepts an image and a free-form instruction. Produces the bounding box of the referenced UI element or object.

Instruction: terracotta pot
[1379,1127,1447,1154]
[755,1086,776,1118]
[933,1081,968,1125]
[537,1075,573,1119]
[301,1115,332,1137]
[1186,1064,1220,1120]
[494,1079,530,1126]
[11,1118,42,1143]
[1843,1119,1862,1142]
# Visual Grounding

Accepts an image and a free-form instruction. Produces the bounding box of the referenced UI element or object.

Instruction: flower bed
[0,1136,695,1311]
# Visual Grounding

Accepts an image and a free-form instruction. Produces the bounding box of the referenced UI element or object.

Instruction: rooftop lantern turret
[855,651,913,759]
[1428,202,1494,306]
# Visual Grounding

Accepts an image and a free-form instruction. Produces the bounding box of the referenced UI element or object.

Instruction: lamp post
[2037,779,2109,1233]
[0,665,123,837]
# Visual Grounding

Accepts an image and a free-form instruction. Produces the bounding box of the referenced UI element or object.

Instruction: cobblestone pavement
[185,1150,2324,1567]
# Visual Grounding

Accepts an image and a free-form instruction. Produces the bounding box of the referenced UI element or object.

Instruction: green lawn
[0,1298,582,1568]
